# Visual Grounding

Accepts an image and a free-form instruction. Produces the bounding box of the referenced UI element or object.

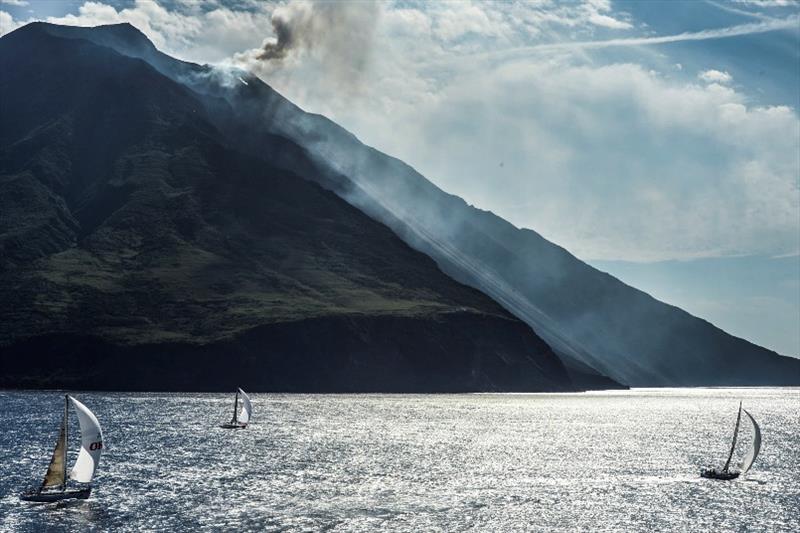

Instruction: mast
[232,390,239,424]
[62,394,68,492]
[722,401,743,472]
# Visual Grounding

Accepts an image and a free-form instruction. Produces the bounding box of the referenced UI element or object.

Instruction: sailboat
[220,388,252,429]
[20,395,104,502]
[701,401,761,480]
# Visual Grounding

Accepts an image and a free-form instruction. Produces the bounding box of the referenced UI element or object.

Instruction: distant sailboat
[220,388,252,429]
[20,395,103,502]
[701,401,761,480]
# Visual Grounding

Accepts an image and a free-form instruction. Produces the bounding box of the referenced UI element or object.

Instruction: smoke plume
[256,0,380,74]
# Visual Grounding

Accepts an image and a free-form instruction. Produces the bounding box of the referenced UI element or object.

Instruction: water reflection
[0,388,798,532]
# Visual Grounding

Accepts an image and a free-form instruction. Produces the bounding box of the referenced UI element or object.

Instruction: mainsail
[41,398,68,489]
[68,396,103,483]
[238,388,252,425]
[722,401,743,472]
[740,409,762,474]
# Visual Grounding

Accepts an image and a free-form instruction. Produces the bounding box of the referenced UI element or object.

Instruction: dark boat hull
[219,423,247,429]
[20,487,91,502]
[701,468,740,480]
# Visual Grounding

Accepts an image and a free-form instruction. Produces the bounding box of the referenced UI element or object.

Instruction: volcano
[0,22,574,392]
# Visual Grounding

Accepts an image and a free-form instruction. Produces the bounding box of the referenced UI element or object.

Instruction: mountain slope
[266,102,800,386]
[79,25,799,387]
[0,23,573,392]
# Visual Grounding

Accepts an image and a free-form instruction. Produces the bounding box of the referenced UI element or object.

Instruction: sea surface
[0,388,797,532]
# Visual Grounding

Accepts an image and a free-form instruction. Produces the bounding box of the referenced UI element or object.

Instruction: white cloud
[376,63,799,261]
[5,0,272,63]
[0,0,28,7]
[487,14,799,59]
[588,13,632,29]
[584,0,633,29]
[698,69,733,83]
[2,0,798,263]
[734,0,799,6]
[0,9,19,36]
[225,1,799,262]
[433,4,506,42]
[269,47,797,260]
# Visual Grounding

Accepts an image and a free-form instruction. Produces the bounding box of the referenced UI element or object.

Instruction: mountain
[58,23,797,388]
[5,23,797,389]
[255,100,800,386]
[0,22,575,392]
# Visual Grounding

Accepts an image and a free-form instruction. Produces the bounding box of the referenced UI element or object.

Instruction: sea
[0,388,797,532]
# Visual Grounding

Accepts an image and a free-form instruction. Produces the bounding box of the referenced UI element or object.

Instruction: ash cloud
[256,0,380,76]
[258,11,293,61]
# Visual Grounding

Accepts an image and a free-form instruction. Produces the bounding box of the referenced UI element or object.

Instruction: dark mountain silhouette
[4,22,798,388]
[54,22,797,388]
[0,22,574,392]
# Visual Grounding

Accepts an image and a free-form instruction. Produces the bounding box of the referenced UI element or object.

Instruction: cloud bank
[390,62,798,261]
[1,0,798,263]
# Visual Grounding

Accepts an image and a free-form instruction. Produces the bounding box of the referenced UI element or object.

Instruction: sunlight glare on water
[0,388,798,532]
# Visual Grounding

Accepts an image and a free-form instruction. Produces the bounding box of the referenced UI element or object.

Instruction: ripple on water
[0,389,798,532]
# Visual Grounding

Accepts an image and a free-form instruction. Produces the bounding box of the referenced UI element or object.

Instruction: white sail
[238,388,252,425]
[740,409,761,474]
[68,396,103,483]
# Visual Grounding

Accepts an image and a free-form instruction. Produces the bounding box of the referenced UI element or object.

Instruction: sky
[1,0,798,356]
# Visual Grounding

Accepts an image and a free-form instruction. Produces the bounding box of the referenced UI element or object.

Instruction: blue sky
[1,0,798,356]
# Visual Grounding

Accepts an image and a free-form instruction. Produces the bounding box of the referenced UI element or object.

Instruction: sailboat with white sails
[20,395,104,502]
[701,401,761,480]
[220,388,252,429]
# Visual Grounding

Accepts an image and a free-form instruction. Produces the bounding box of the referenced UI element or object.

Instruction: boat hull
[701,468,740,480]
[219,423,247,429]
[20,487,92,502]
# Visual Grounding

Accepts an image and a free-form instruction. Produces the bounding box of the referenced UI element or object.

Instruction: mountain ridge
[5,22,799,387]
[0,22,575,392]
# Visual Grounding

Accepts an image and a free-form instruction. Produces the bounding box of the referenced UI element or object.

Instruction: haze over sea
[0,388,797,532]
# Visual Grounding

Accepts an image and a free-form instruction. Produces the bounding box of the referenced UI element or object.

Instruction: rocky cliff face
[0,23,573,392]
